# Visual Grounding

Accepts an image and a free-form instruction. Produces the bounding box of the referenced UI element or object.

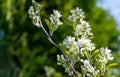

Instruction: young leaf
[84,51,89,58]
[59,43,71,55]
[45,19,53,36]
[64,19,78,30]
[107,63,118,70]
[32,0,44,13]
[76,71,82,77]
[92,49,100,57]
[64,19,75,26]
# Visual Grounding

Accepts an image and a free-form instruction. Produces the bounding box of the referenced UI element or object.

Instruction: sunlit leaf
[107,63,118,70]
[45,19,53,36]
[59,43,71,55]
[92,49,100,57]
[84,51,88,58]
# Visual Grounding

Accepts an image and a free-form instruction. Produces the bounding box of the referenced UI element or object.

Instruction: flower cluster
[28,6,40,27]
[50,10,62,26]
[63,36,79,54]
[75,21,93,38]
[28,1,115,77]
[78,38,95,56]
[81,60,99,77]
[68,7,84,22]
[98,47,114,64]
[95,47,114,75]
[57,55,70,74]
[49,10,62,35]
[57,7,114,77]
[28,0,43,27]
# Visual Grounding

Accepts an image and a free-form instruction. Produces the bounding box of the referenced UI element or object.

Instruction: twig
[39,19,79,77]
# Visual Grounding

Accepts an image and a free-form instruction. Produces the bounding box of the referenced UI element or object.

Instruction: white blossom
[57,54,71,75]
[98,47,114,64]
[75,21,93,37]
[28,6,35,18]
[81,60,99,76]
[28,6,41,27]
[63,36,79,54]
[29,1,114,76]
[105,47,114,60]
[83,60,95,73]
[68,7,84,22]
[78,38,95,52]
[48,10,63,35]
[50,10,63,27]
[57,54,66,63]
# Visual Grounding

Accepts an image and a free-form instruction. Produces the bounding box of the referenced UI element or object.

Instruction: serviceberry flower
[50,10,62,26]
[28,0,44,27]
[68,7,84,22]
[63,36,79,54]
[28,2,115,76]
[78,38,95,52]
[98,47,114,64]
[82,60,95,73]
[81,60,99,76]
[49,10,63,35]
[28,6,35,19]
[28,6,40,27]
[75,21,93,37]
[57,54,71,75]
[57,54,66,65]
[105,47,114,61]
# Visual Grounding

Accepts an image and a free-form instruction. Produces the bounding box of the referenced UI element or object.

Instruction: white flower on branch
[28,2,115,76]
[28,6,40,27]
[68,7,84,22]
[57,54,71,75]
[83,60,95,73]
[63,36,79,54]
[78,38,95,52]
[75,21,93,37]
[50,10,63,28]
[98,47,114,64]
[28,0,44,27]
[81,60,99,76]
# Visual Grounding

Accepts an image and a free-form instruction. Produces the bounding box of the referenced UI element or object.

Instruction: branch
[39,19,79,77]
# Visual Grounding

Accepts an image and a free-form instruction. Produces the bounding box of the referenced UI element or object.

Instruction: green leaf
[32,0,44,13]
[59,43,71,55]
[76,71,82,77]
[63,19,77,30]
[64,19,75,26]
[84,51,88,58]
[107,63,118,70]
[88,36,94,40]
[45,19,54,36]
[92,49,100,57]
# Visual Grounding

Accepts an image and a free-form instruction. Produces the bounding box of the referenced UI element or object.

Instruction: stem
[40,20,59,48]
[39,19,79,77]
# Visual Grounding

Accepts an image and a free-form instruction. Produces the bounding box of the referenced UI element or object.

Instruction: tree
[0,0,119,77]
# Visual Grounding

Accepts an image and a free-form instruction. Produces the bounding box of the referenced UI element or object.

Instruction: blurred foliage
[0,0,120,77]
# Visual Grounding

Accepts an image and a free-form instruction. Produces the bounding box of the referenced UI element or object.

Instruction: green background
[0,0,120,77]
